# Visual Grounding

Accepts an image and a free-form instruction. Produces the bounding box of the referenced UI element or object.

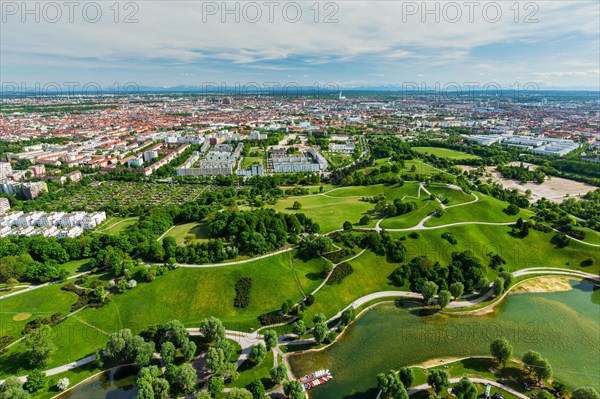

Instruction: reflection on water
[57,365,139,399]
[290,280,600,399]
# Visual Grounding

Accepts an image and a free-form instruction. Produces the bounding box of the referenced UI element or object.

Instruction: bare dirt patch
[511,276,573,294]
[12,312,32,321]
[485,166,595,203]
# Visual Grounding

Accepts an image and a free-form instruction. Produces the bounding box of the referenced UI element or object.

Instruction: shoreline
[284,275,595,381]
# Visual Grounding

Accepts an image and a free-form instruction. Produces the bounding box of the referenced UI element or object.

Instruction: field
[424,193,534,227]
[161,222,210,245]
[95,217,139,234]
[304,224,599,324]
[0,252,329,375]
[271,194,376,232]
[323,151,354,169]
[241,156,265,169]
[412,147,480,160]
[426,184,475,205]
[40,181,209,212]
[357,158,442,177]
[227,351,275,390]
[61,258,93,276]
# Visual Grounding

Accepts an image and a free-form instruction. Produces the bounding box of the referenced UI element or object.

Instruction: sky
[1,1,599,92]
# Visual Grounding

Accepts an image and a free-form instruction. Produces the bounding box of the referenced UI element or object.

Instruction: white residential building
[59,212,86,228]
[57,226,84,238]
[36,212,65,227]
[36,226,59,237]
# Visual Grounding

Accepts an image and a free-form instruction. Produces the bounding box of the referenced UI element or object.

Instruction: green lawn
[161,222,210,245]
[95,217,139,235]
[356,158,441,177]
[412,147,480,160]
[426,185,475,205]
[241,156,265,169]
[380,199,436,229]
[0,251,328,375]
[61,258,93,276]
[271,195,376,233]
[424,193,534,227]
[227,350,276,390]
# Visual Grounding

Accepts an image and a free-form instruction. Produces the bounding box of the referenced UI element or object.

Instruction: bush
[304,294,315,306]
[128,279,137,288]
[326,262,354,285]
[57,378,70,391]
[234,277,253,308]
[322,248,354,264]
[409,232,420,239]
[441,232,458,245]
[258,312,292,326]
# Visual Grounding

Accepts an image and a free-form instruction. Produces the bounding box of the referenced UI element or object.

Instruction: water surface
[289,280,600,399]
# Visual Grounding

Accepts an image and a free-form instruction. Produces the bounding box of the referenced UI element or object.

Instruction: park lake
[56,366,138,399]
[289,280,600,399]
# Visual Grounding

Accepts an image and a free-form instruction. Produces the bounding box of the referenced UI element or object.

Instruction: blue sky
[1,1,599,91]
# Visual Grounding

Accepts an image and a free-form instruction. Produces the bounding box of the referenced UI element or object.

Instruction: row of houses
[0,225,84,238]
[0,210,106,233]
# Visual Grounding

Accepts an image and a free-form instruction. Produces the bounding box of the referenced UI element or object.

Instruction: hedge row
[326,262,354,285]
[322,248,355,264]
[234,277,253,308]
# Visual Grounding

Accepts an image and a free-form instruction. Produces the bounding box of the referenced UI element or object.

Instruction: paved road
[0,270,95,301]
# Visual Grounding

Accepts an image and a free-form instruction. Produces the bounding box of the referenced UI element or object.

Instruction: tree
[313,313,326,323]
[283,380,305,399]
[498,272,513,288]
[421,281,438,305]
[196,392,212,399]
[152,379,169,399]
[552,381,569,399]
[248,379,266,399]
[206,347,226,373]
[478,277,489,292]
[532,358,552,382]
[377,370,403,398]
[0,377,30,399]
[292,201,302,210]
[160,341,176,364]
[263,329,278,350]
[270,364,287,384]
[136,381,154,399]
[449,282,464,299]
[22,325,56,368]
[437,290,452,309]
[343,221,353,231]
[199,316,226,343]
[56,378,69,391]
[504,204,520,215]
[523,350,542,373]
[172,364,197,395]
[182,339,197,360]
[341,307,355,325]
[313,321,330,344]
[24,369,48,393]
[399,367,414,388]
[281,298,295,314]
[427,369,449,395]
[107,328,134,360]
[359,215,370,225]
[292,320,306,335]
[208,376,224,397]
[572,387,600,399]
[493,277,505,296]
[248,343,267,364]
[225,388,253,399]
[490,337,512,367]
[452,377,477,399]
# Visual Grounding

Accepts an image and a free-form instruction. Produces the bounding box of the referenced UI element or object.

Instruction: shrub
[234,277,253,308]
[409,232,420,239]
[57,378,70,391]
[441,232,458,245]
[128,279,137,288]
[258,312,292,326]
[304,294,315,306]
[326,262,354,285]
[322,248,354,264]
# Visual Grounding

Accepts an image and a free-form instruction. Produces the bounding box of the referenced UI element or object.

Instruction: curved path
[408,377,529,399]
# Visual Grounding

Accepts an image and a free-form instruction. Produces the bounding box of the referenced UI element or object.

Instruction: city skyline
[1,1,599,90]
